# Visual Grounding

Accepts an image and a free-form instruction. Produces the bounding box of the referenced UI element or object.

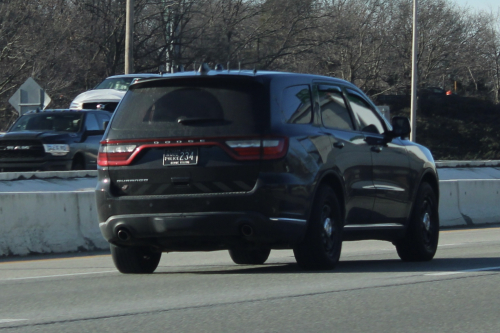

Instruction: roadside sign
[8,77,51,115]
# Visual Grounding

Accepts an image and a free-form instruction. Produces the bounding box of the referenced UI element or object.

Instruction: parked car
[0,109,111,172]
[96,67,440,273]
[69,74,163,111]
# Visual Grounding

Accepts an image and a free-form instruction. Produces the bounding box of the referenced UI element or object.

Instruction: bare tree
[481,11,500,103]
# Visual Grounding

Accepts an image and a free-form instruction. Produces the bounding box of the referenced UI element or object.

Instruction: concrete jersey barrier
[439,179,500,227]
[0,191,107,256]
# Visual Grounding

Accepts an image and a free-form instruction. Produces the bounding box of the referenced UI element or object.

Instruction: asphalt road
[1,226,499,332]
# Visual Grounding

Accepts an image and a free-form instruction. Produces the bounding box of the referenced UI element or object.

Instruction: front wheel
[110,244,161,274]
[293,185,343,270]
[395,182,439,261]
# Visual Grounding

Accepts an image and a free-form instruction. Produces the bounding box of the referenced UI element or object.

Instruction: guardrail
[1,162,499,257]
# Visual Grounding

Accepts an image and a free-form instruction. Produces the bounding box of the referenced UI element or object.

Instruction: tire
[71,156,85,170]
[229,248,271,265]
[293,185,343,270]
[110,244,161,274]
[395,182,439,262]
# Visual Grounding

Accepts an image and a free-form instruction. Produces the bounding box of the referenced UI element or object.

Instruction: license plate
[163,148,198,166]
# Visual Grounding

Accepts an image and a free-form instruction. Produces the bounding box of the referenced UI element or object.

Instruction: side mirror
[390,116,411,139]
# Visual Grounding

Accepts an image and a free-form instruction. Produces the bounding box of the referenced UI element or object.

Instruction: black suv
[0,109,111,171]
[96,68,439,273]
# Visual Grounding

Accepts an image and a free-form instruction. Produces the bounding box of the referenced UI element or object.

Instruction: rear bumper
[100,212,307,251]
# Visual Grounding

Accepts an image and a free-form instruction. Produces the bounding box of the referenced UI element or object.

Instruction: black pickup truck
[0,109,111,172]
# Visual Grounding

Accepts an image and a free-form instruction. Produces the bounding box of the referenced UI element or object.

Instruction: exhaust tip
[241,224,254,237]
[116,228,131,241]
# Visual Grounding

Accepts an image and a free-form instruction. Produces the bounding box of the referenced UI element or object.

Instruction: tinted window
[94,77,135,91]
[319,89,354,131]
[347,93,385,134]
[282,85,312,124]
[9,113,83,132]
[109,79,267,139]
[85,114,100,131]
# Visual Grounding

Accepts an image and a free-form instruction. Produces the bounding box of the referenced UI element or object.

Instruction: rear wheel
[110,244,161,274]
[293,185,343,270]
[229,248,271,265]
[395,182,439,261]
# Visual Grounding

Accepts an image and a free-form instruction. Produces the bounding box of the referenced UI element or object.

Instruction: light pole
[125,0,134,74]
[410,0,418,142]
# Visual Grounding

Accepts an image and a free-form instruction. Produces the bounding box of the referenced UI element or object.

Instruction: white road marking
[0,319,27,323]
[438,243,463,247]
[0,270,117,282]
[426,266,500,276]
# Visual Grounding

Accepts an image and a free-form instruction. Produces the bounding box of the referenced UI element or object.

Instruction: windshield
[94,77,136,91]
[9,113,84,133]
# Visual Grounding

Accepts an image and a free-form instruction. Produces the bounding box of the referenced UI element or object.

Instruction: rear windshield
[9,113,83,132]
[108,78,268,139]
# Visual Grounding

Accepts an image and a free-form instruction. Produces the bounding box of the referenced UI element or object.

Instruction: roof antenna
[253,67,257,75]
[227,61,230,73]
[238,61,241,72]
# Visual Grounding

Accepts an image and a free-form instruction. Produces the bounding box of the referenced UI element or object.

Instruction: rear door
[101,77,278,197]
[314,83,375,225]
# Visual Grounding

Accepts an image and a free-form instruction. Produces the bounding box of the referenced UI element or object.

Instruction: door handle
[333,142,345,149]
[371,146,383,153]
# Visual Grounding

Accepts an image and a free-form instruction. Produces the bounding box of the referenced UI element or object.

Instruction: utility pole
[410,0,418,142]
[125,0,134,74]
[165,0,173,72]
[164,1,180,73]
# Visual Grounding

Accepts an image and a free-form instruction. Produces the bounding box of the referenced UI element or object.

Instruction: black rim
[320,203,337,258]
[420,198,435,247]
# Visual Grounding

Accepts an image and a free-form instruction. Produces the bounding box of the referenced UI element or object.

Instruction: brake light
[225,140,261,157]
[225,137,288,160]
[262,139,286,159]
[97,144,137,166]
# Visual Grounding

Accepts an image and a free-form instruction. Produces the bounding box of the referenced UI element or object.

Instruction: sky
[453,0,500,12]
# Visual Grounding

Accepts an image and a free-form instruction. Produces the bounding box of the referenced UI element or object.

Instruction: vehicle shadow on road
[157,257,500,275]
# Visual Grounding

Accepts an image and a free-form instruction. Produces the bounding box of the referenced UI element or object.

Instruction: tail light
[225,139,261,158]
[97,136,288,166]
[97,144,137,166]
[225,137,288,160]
